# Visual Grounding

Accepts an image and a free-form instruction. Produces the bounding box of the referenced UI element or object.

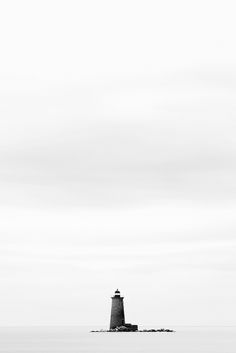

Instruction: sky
[0,0,236,327]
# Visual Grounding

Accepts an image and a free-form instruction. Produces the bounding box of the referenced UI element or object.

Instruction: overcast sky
[0,0,236,327]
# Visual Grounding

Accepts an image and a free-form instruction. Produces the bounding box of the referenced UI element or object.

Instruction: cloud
[0,70,236,210]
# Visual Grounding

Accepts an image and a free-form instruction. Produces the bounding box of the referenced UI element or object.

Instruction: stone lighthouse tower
[110,289,125,329]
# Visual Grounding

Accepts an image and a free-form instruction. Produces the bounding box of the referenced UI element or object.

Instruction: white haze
[0,0,236,327]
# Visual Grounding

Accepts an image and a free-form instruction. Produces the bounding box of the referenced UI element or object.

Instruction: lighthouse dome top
[112,289,122,298]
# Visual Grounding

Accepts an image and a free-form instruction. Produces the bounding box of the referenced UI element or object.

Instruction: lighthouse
[110,289,125,329]
[109,289,138,331]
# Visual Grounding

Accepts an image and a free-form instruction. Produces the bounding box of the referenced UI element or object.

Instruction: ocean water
[0,326,235,353]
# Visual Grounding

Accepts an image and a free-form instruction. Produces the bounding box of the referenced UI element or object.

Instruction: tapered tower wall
[110,291,125,329]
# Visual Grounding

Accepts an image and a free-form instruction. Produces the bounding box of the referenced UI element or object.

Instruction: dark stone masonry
[109,289,138,331]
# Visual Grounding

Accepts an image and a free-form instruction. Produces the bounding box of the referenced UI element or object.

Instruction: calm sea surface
[0,326,235,353]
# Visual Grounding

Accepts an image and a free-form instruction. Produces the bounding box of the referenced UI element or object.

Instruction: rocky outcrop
[91,327,174,332]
